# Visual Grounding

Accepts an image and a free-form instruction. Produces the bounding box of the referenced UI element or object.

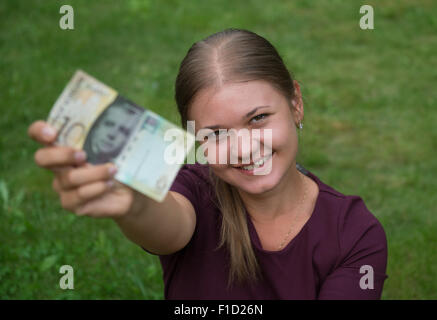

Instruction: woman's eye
[213,130,227,139]
[205,130,227,141]
[250,113,269,124]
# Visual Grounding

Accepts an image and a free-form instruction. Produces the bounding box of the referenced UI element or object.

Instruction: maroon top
[144,163,388,299]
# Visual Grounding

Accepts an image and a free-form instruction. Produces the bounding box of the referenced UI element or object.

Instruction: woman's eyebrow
[243,105,270,119]
[201,106,271,130]
[201,124,222,130]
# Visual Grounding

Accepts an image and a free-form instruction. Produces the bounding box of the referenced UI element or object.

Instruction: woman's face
[189,80,302,195]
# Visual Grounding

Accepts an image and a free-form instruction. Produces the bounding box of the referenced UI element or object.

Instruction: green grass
[1,0,436,299]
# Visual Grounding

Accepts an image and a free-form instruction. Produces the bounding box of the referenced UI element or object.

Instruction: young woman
[28,28,388,299]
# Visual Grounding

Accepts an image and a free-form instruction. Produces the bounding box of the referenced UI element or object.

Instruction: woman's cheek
[202,140,229,165]
[274,122,297,150]
[260,128,274,155]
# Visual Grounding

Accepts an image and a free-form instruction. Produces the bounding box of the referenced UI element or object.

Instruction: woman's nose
[229,130,253,164]
[228,129,272,164]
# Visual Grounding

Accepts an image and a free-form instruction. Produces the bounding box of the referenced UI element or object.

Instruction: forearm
[112,192,192,255]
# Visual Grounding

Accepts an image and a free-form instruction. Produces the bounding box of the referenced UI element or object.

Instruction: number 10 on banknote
[47,70,195,202]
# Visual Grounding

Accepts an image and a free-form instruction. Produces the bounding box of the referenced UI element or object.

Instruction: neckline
[245,169,322,255]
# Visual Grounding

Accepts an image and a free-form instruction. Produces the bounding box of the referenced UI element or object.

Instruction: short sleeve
[318,196,388,300]
[169,164,202,213]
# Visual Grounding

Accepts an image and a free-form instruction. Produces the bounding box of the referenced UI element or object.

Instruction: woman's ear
[291,80,304,126]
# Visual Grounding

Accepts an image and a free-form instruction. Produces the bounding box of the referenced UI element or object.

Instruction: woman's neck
[238,161,306,224]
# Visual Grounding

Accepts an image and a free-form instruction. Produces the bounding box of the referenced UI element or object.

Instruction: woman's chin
[235,177,279,195]
[226,168,282,195]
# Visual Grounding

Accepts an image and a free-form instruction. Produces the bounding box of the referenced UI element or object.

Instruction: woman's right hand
[28,120,139,218]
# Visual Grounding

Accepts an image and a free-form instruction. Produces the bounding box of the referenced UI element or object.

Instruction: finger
[60,180,115,211]
[34,146,87,168]
[51,161,89,173]
[75,195,113,217]
[28,121,58,145]
[52,165,74,174]
[57,163,117,189]
[52,177,61,193]
[76,188,133,218]
[52,164,89,192]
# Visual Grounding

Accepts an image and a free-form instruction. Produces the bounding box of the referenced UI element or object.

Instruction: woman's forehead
[189,80,285,127]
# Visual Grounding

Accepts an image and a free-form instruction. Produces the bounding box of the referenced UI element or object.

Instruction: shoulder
[307,169,387,267]
[177,162,212,184]
[171,162,214,194]
[169,162,216,212]
[307,169,385,234]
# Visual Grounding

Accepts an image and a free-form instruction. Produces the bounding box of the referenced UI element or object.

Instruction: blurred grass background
[0,0,436,299]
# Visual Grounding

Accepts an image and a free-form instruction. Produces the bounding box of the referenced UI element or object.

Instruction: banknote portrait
[83,96,144,164]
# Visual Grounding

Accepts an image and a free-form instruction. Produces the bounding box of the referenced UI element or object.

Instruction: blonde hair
[175,28,296,287]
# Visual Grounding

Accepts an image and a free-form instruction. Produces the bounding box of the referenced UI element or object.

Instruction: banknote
[47,70,195,202]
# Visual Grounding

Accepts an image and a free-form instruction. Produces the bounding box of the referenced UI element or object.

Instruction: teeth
[241,154,271,171]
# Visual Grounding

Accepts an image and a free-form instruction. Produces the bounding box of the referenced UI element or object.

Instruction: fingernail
[106,180,114,187]
[108,166,118,176]
[42,126,56,138]
[74,151,87,162]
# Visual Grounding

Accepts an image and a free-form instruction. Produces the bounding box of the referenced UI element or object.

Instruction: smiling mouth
[232,152,274,171]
